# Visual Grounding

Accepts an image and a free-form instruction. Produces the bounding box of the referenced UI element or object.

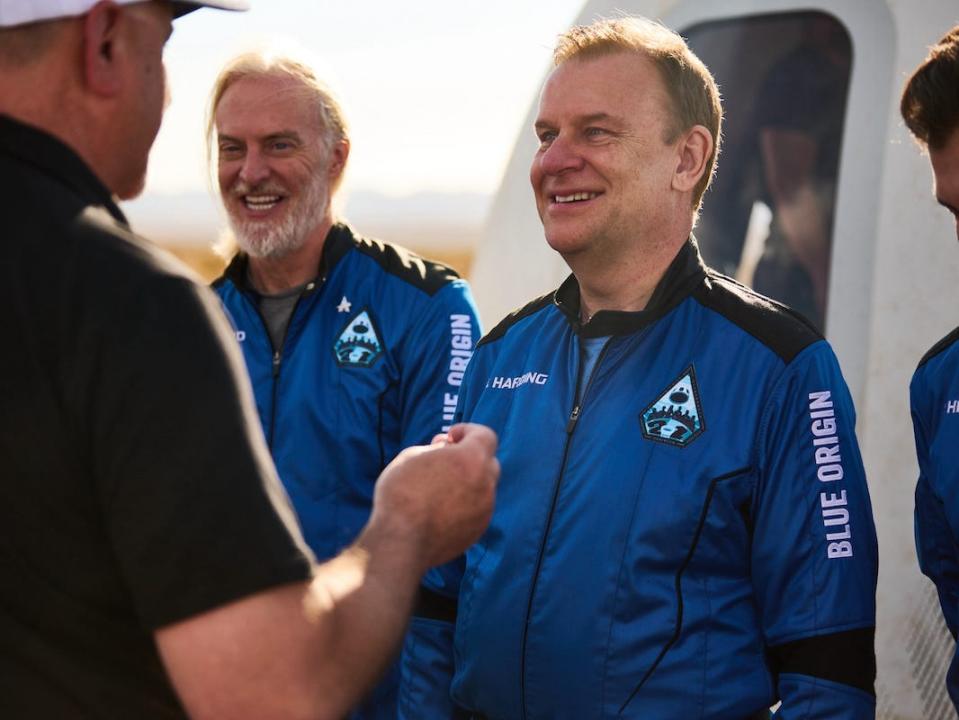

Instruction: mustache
[230,180,287,197]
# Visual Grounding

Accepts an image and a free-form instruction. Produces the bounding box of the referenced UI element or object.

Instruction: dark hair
[901,26,959,149]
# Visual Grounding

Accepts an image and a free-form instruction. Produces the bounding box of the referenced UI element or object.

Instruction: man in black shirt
[0,2,499,719]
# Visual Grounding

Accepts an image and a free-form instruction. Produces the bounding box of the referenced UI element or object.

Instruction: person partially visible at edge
[901,24,959,715]
[399,16,878,720]
[0,2,498,719]
[207,52,482,719]
[750,15,851,331]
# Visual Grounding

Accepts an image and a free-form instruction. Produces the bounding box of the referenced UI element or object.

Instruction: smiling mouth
[552,192,600,204]
[243,194,284,211]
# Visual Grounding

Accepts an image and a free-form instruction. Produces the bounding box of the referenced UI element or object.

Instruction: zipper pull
[272,350,281,378]
[566,405,581,434]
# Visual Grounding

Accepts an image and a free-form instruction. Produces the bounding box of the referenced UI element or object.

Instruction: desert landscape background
[122,188,488,282]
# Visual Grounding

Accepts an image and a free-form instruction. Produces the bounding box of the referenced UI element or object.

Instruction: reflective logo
[640,365,704,447]
[334,309,383,368]
[489,372,549,389]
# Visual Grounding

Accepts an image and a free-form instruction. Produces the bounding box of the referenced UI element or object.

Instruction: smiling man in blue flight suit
[209,51,481,719]
[400,16,879,720]
[901,25,959,714]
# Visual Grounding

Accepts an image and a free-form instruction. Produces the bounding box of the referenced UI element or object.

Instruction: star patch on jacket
[334,309,384,368]
[640,365,705,447]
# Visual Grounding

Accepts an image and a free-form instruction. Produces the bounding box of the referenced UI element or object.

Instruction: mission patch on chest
[333,309,384,368]
[640,365,705,447]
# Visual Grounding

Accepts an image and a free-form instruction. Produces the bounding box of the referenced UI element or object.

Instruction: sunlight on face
[215,74,333,258]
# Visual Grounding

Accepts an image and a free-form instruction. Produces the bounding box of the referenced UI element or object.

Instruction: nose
[537,133,585,176]
[239,147,270,186]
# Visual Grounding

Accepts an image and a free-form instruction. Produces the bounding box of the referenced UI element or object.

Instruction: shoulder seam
[346,230,461,297]
[918,326,959,369]
[694,271,823,363]
[477,291,555,347]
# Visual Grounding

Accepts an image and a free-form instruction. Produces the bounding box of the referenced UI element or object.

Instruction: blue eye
[537,130,557,147]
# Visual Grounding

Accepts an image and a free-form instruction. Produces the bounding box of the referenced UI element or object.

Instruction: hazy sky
[147,0,586,199]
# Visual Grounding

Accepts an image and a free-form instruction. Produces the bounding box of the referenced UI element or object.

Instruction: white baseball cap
[0,0,249,28]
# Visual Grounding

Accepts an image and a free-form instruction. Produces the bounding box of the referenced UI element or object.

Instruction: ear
[327,138,351,182]
[81,1,124,97]
[671,125,713,194]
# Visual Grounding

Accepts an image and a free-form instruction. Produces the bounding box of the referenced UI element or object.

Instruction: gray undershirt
[257,282,309,351]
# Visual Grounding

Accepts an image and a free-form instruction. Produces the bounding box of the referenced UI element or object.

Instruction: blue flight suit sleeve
[398,339,487,720]
[912,370,959,638]
[752,342,878,719]
[397,279,481,448]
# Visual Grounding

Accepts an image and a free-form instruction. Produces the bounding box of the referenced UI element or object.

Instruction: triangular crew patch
[333,309,383,368]
[640,364,704,447]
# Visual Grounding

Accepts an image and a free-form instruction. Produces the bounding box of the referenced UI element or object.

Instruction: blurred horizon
[123,188,493,280]
[127,0,587,277]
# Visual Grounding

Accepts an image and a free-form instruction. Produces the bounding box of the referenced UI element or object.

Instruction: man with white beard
[209,51,482,720]
[0,3,499,718]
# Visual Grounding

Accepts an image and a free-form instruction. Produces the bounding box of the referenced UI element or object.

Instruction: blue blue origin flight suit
[912,327,959,711]
[401,241,878,719]
[215,223,480,719]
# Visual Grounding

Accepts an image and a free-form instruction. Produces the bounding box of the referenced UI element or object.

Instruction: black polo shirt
[0,115,314,717]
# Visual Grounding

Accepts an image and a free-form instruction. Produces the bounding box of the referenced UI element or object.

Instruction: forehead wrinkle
[217,78,323,134]
[542,55,672,122]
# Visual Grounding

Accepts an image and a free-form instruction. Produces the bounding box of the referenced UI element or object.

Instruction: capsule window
[685,11,853,332]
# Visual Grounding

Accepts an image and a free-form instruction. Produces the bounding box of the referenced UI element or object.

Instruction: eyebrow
[264,131,303,144]
[217,131,304,146]
[534,112,622,130]
[579,113,619,125]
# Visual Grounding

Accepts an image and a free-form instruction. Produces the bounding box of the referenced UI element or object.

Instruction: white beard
[227,170,329,259]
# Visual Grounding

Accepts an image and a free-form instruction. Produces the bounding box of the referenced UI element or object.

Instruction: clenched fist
[368,423,499,571]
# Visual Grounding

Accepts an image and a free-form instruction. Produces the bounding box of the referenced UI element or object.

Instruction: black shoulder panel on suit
[918,325,959,369]
[477,292,555,348]
[347,229,461,297]
[693,271,823,364]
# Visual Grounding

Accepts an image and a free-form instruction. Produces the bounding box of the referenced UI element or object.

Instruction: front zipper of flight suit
[243,277,324,450]
[519,335,614,720]
[268,347,281,449]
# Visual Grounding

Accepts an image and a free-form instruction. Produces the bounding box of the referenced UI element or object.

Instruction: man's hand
[157,426,497,720]
[365,423,499,571]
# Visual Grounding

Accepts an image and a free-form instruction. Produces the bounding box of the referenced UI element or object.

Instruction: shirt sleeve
[912,371,959,638]
[751,341,878,718]
[398,278,482,447]
[76,261,314,630]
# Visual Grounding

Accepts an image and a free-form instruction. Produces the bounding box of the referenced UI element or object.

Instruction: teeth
[554,192,598,203]
[245,195,281,210]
